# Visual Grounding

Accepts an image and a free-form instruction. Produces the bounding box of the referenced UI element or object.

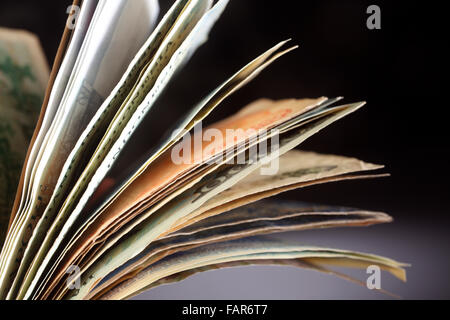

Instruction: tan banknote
[167,150,386,234]
[89,236,406,300]
[8,0,189,300]
[43,102,365,300]
[81,200,391,299]
[16,0,235,300]
[21,39,306,300]
[100,256,400,300]
[34,95,330,300]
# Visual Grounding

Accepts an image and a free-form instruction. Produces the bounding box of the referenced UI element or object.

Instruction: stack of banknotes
[0,0,407,300]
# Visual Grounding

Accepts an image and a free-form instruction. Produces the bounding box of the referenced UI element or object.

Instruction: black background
[0,0,448,299]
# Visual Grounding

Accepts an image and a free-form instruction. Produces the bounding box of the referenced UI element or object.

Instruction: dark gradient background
[0,1,447,299]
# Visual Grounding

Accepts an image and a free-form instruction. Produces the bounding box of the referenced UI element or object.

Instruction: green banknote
[0,28,49,245]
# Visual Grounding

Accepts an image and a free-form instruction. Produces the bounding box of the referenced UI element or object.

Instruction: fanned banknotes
[0,0,407,300]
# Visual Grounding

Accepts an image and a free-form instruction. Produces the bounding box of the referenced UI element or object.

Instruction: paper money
[7,0,82,230]
[1,0,161,299]
[80,200,391,300]
[0,1,408,301]
[11,0,191,299]
[4,0,94,248]
[101,256,399,300]
[2,0,99,299]
[168,150,385,233]
[50,102,365,301]
[33,95,331,300]
[93,259,341,299]
[0,28,49,246]
[39,0,211,263]
[86,235,406,300]
[18,0,234,300]
[22,39,307,300]
[167,200,392,237]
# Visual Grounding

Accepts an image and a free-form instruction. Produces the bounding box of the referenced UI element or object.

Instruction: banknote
[73,100,366,249]
[9,0,192,299]
[0,28,49,246]
[57,36,297,277]
[70,96,328,262]
[16,0,233,300]
[88,37,296,229]
[42,102,366,301]
[80,200,391,300]
[7,0,81,229]
[168,150,385,233]
[172,174,389,235]
[0,1,406,301]
[1,0,161,299]
[1,0,98,298]
[102,259,326,299]
[32,95,332,300]
[21,38,306,299]
[100,256,399,300]
[166,200,391,238]
[80,235,406,300]
[38,0,211,267]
